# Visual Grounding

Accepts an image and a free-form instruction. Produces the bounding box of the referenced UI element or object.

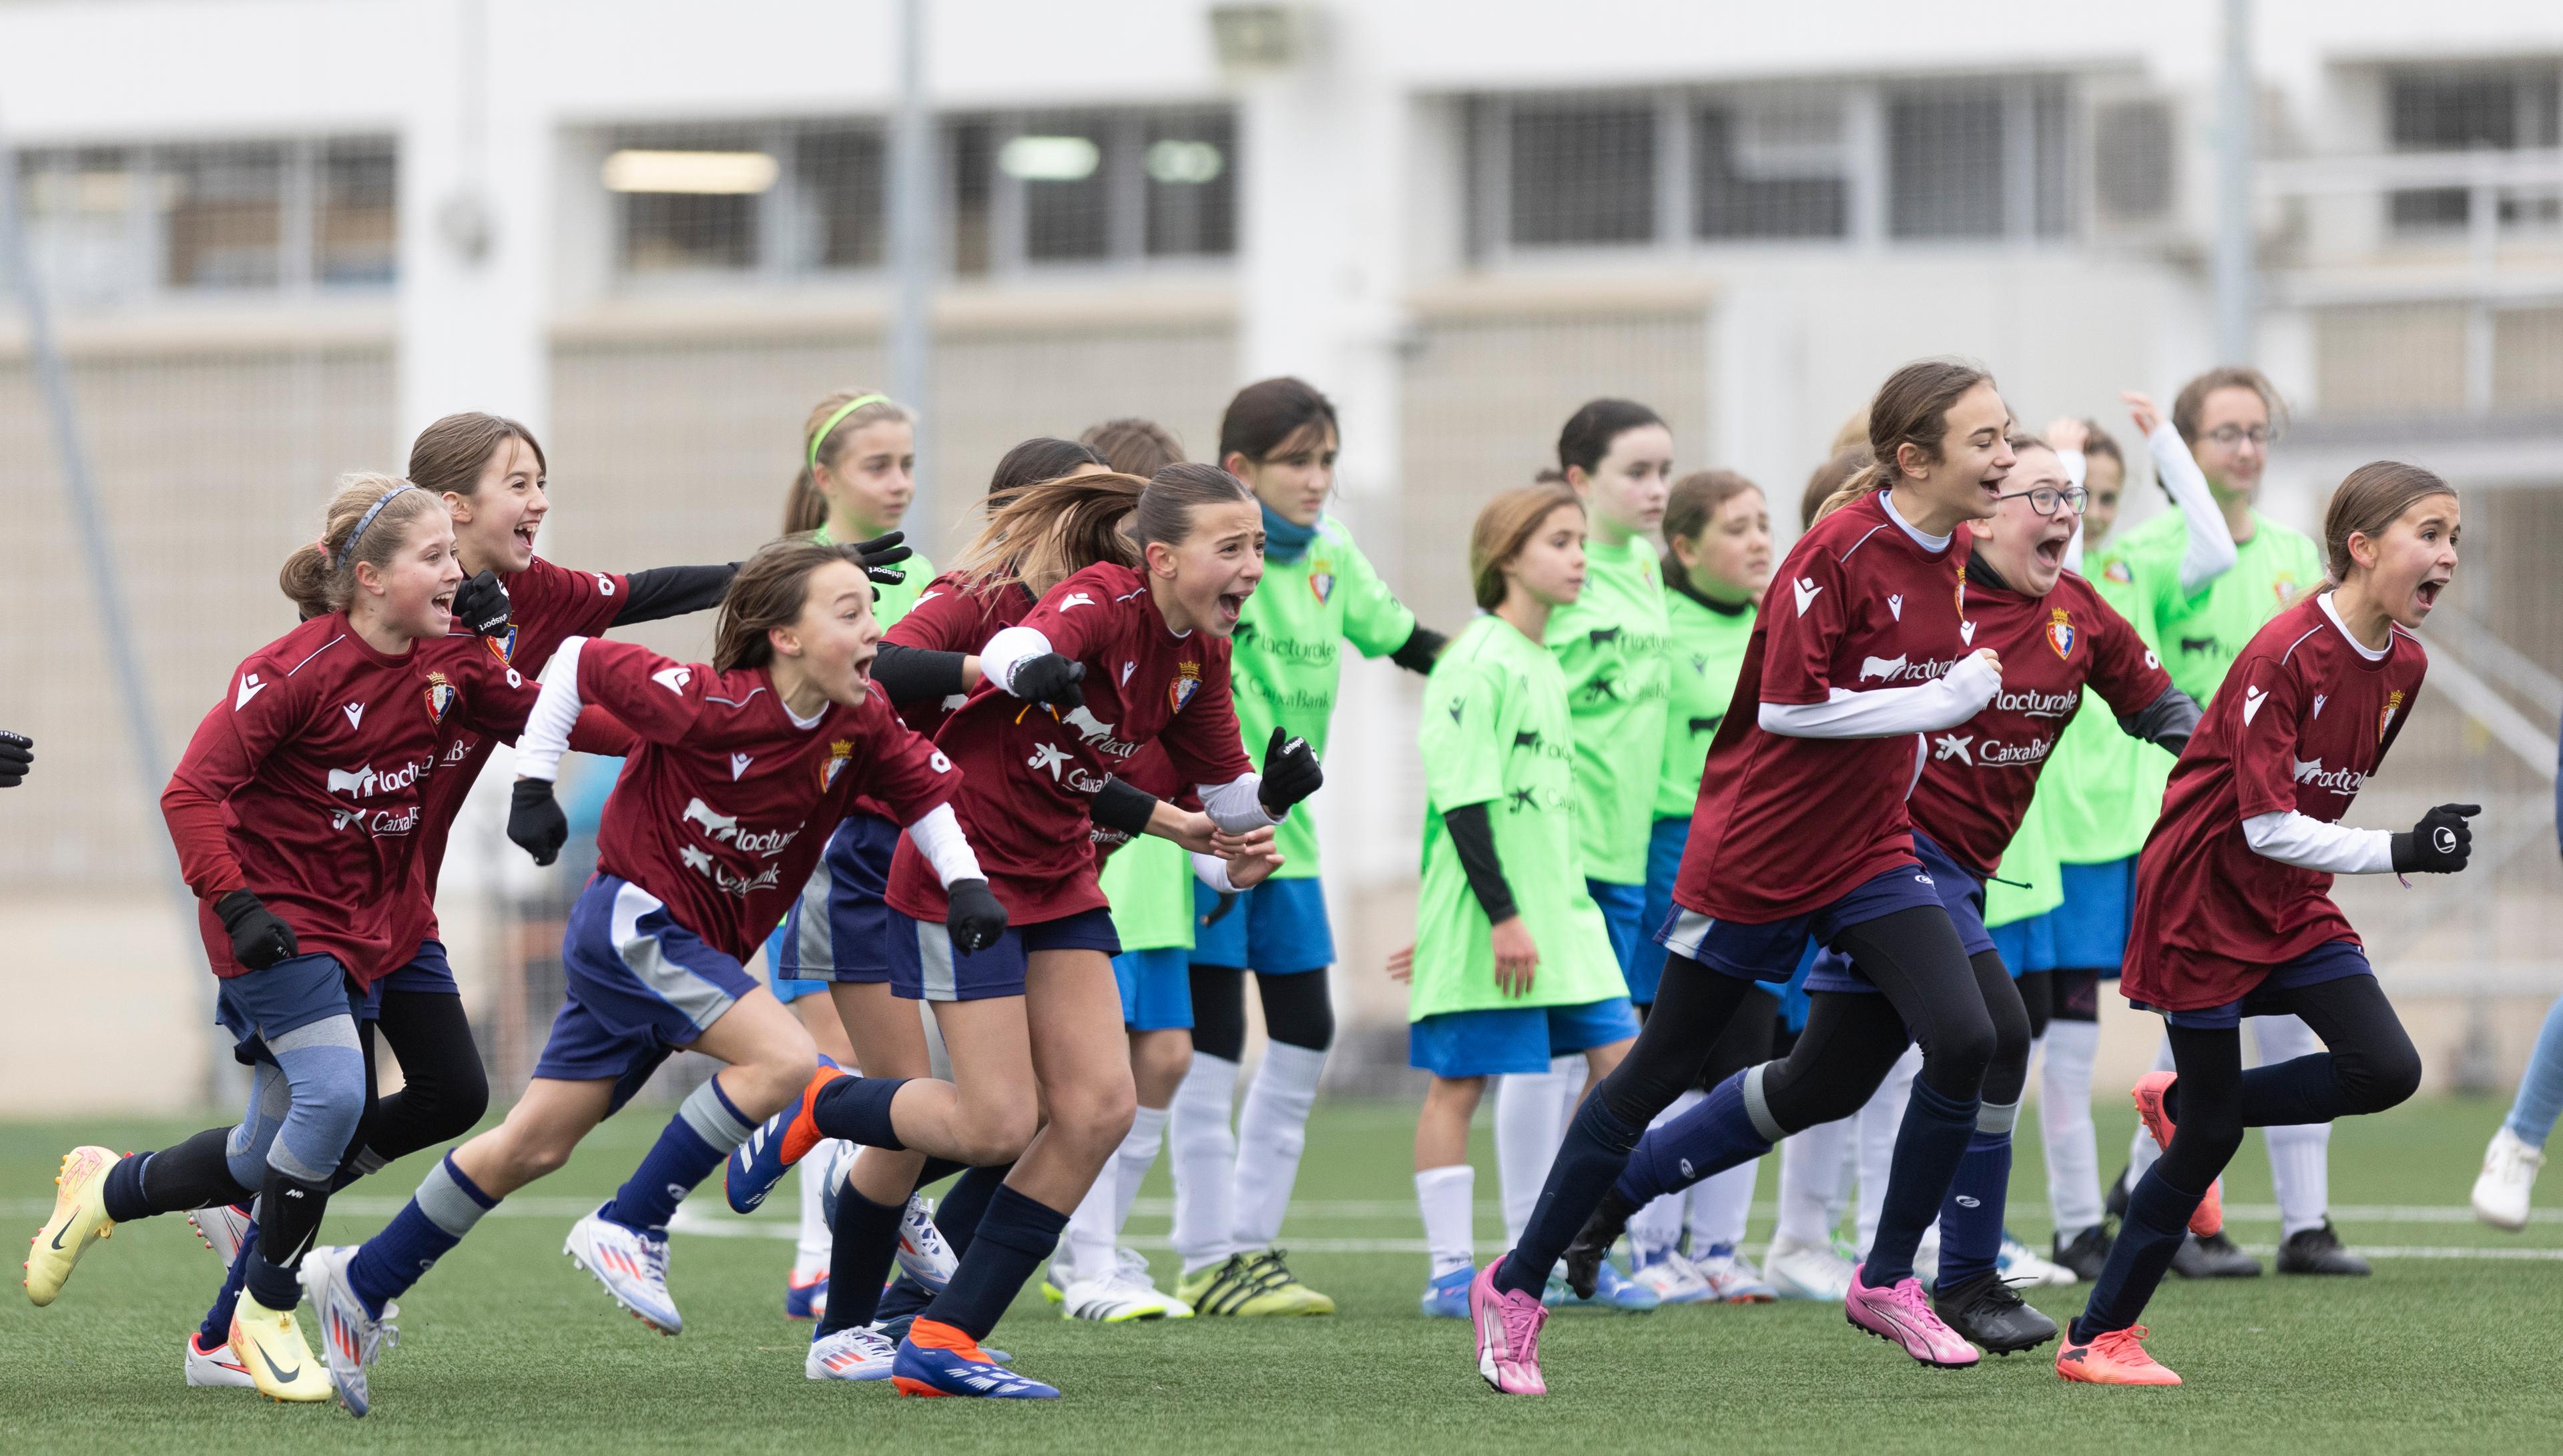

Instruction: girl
[290,538,1001,1416]
[1172,377,1445,1320]
[1408,485,1641,1322]
[2058,463,2465,1385]
[1468,360,2014,1394]
[1581,432,2200,1356]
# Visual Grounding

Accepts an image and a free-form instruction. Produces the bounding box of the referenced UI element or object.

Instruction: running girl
[2057,462,2464,1385]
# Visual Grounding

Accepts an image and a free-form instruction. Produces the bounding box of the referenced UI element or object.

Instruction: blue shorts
[1115,946,1193,1031]
[889,906,1121,1003]
[1587,877,1647,990]
[359,940,458,1020]
[1660,858,1949,986]
[2136,941,2373,1030]
[2051,856,2137,974]
[770,813,899,1005]
[1629,817,1689,1005]
[1189,877,1333,975]
[1989,909,2058,978]
[216,953,362,1060]
[1804,833,1995,994]
[1408,997,1642,1079]
[533,875,761,1102]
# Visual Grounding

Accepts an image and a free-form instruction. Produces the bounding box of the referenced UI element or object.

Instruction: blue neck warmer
[1261,503,1318,563]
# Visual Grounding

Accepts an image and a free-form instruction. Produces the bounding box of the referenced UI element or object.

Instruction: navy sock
[1496,1093,1644,1298]
[916,1156,966,1189]
[2072,1166,2205,1342]
[2236,1054,2344,1128]
[918,1184,1069,1341]
[1863,1077,1978,1286]
[347,1154,499,1318]
[936,1164,1011,1258]
[603,1078,755,1236]
[811,1075,910,1150]
[816,1185,909,1337]
[1613,1070,1772,1205]
[200,1219,256,1345]
[101,1150,156,1224]
[1933,1116,2014,1292]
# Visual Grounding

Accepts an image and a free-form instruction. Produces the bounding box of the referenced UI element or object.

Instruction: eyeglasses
[1996,484,2088,517]
[2201,424,2274,448]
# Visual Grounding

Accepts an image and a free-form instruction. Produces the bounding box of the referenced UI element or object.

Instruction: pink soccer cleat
[2132,1072,2223,1237]
[1845,1264,1980,1369]
[1468,1261,1549,1395]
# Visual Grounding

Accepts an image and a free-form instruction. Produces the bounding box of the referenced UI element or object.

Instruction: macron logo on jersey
[730,753,753,781]
[2241,685,2269,725]
[341,702,365,731]
[236,674,268,709]
[2313,694,2328,719]
[652,667,691,695]
[1888,593,1905,621]
[1961,621,1978,646]
[1791,578,1821,615]
[2291,756,2367,795]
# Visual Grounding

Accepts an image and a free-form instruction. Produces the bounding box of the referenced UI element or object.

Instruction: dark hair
[1219,378,1337,465]
[409,412,547,500]
[1557,398,1667,479]
[2171,366,2287,448]
[2078,419,2124,470]
[2321,462,2456,586]
[714,538,875,672]
[1470,484,1583,611]
[783,390,912,534]
[989,437,1105,504]
[1801,448,1871,530]
[1662,470,1763,579]
[1814,359,1996,523]
[1081,418,1184,478]
[946,471,1147,601]
[280,472,448,619]
[1137,461,1255,547]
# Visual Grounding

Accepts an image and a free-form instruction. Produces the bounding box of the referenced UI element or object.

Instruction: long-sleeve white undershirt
[2243,811,2395,875]
[2147,423,2241,595]
[1759,653,2003,739]
[515,636,587,783]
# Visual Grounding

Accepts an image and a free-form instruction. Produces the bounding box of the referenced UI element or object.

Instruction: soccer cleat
[228,1293,336,1403]
[1932,1269,2057,1355]
[891,1319,1057,1399]
[1176,1249,1334,1317]
[1764,1234,1858,1303]
[1114,1247,1190,1317]
[1058,1271,1178,1323]
[1912,1227,1941,1289]
[190,1202,253,1266]
[806,1324,899,1381]
[1626,1248,1716,1305]
[2276,1220,2370,1277]
[2051,1226,2113,1282]
[724,1055,847,1214]
[1997,1230,2078,1288]
[1420,1264,1474,1319]
[1550,1258,1660,1311]
[1468,1261,1548,1395]
[25,1145,119,1307]
[1558,1185,1641,1300]
[301,1244,395,1417]
[784,1272,828,1322]
[872,1272,936,1341]
[1696,1247,1778,1304]
[565,1206,683,1335]
[2169,1231,2261,1279]
[2055,1323,2181,1386]
[2131,1073,2222,1236]
[184,1332,256,1389]
[2473,1126,2544,1232]
[1844,1264,1980,1368]
[895,1193,957,1292]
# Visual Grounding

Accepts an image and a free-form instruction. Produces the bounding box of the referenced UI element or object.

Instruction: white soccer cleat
[1698,1248,1779,1303]
[184,1332,255,1389]
[565,1206,683,1335]
[896,1194,957,1292]
[2473,1126,2545,1232]
[1626,1250,1715,1305]
[189,1203,253,1266]
[1059,1264,1185,1323]
[1115,1247,1191,1317]
[806,1324,900,1381]
[300,1244,396,1417]
[1996,1232,2078,1287]
[1764,1234,1858,1303]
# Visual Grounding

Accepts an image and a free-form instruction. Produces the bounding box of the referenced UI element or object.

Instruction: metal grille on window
[1011,113,1114,262]
[1508,102,1655,246]
[166,143,286,288]
[609,128,766,274]
[1693,98,1848,240]
[2388,69,2563,232]
[318,139,397,286]
[791,125,888,271]
[1888,90,2006,239]
[1144,109,1234,257]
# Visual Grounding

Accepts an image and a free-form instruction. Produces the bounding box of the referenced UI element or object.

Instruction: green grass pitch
[5,1094,2560,1455]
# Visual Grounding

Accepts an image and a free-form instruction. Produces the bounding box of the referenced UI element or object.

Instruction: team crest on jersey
[483,624,519,666]
[1169,661,1203,712]
[1308,557,1336,605]
[2104,559,2134,585]
[2046,607,2076,660]
[818,739,854,790]
[2274,573,2303,607]
[422,671,457,725]
[2378,689,2404,743]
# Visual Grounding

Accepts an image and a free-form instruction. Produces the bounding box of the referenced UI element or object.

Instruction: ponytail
[946,470,1149,601]
[280,472,445,619]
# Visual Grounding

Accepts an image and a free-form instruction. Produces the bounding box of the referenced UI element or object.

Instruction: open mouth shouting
[2412,573,2450,616]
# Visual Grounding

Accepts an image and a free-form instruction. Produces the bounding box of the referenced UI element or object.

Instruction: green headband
[808,394,892,476]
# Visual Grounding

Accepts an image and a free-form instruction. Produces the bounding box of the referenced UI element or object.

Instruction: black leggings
[1189,965,1334,1061]
[2155,975,2422,1194]
[1757,936,2028,1134]
[354,990,491,1166]
[2048,966,2102,1024]
[2018,969,2052,1042]
[1635,992,1775,1093]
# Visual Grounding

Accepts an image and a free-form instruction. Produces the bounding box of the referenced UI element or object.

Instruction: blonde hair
[784,390,913,534]
[946,471,1148,601]
[278,472,447,619]
[1470,484,1583,611]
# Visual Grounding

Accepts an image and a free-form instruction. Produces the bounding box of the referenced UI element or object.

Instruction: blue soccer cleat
[724,1056,844,1215]
[890,1321,1054,1399]
[1547,1258,1661,1311]
[1420,1264,1474,1319]
[784,1272,828,1322]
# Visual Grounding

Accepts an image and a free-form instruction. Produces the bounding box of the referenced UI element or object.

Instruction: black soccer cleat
[2169,1230,2262,1279]
[2277,1220,2371,1277]
[2052,1225,2114,1282]
[1931,1270,2058,1355]
[1560,1186,1643,1301]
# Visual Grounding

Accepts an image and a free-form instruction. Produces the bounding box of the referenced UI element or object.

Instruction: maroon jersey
[882,572,1037,739]
[575,639,959,960]
[1674,492,1969,922]
[164,614,542,984]
[1908,569,2171,877]
[2124,597,2427,1010]
[886,563,1255,925]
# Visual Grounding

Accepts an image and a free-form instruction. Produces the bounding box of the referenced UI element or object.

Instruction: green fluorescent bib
[1655,587,1755,821]
[2039,549,2172,866]
[1099,831,1194,953]
[1544,536,1671,884]
[2115,509,2323,705]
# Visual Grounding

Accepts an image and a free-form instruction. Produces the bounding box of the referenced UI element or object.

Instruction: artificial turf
[4,1094,2558,1455]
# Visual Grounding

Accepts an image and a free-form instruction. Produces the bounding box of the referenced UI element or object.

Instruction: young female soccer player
[1467,360,2016,1394]
[1408,484,1642,1322]
[1171,378,1444,1320]
[290,538,1001,1415]
[2057,463,2466,1385]
[1582,432,2201,1354]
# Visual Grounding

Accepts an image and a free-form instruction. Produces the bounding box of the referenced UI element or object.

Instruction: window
[318,139,398,285]
[2387,69,2562,231]
[1011,112,1115,262]
[610,127,766,275]
[2092,100,2175,226]
[1887,83,2073,240]
[1144,109,1235,258]
[1693,99,1847,240]
[793,126,887,270]
[165,144,286,288]
[1508,102,1656,246]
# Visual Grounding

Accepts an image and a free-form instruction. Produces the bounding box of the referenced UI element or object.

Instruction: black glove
[214,889,299,970]
[1009,654,1085,710]
[2391,803,2480,874]
[453,570,513,636]
[845,530,913,587]
[945,877,1009,956]
[0,731,29,788]
[508,778,569,867]
[1257,725,1323,817]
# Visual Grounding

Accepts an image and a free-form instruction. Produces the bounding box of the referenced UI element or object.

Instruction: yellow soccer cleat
[230,1293,336,1403]
[1175,1249,1336,1317]
[25,1145,120,1307]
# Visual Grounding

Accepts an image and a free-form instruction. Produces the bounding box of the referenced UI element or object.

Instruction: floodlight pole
[888,0,935,492]
[2213,0,2255,364]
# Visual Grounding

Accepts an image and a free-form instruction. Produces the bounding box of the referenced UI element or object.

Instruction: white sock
[1494,1058,1575,1245]
[2130,1032,2177,1182]
[1854,1046,1920,1257]
[1170,1052,1239,1274]
[1690,1156,1759,1255]
[2265,1122,2330,1238]
[1415,1164,1476,1279]
[1060,1156,1117,1287]
[2038,1022,2104,1240]
[1626,1088,1703,1261]
[1775,1116,1852,1248]
[1231,1042,1327,1251]
[790,1139,841,1281]
[1113,1104,1170,1236]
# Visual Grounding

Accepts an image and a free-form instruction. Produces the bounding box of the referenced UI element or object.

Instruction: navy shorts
[889,905,1121,1003]
[1408,996,1642,1079]
[1115,946,1193,1031]
[772,813,900,1003]
[1659,858,1949,986]
[1189,877,1333,975]
[2134,940,2373,1030]
[216,953,362,1060]
[533,875,761,1101]
[2051,856,2137,974]
[360,939,458,1020]
[1803,833,1994,994]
